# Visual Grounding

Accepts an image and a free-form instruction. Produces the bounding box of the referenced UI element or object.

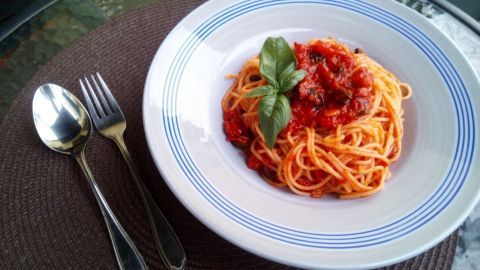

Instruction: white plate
[143,0,480,268]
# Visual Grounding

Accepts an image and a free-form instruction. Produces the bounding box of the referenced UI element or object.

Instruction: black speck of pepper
[249,74,261,81]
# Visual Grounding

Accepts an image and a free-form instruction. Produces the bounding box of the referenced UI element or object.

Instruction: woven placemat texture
[0,1,458,269]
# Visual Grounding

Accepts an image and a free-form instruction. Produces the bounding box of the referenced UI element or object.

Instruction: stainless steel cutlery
[32,84,147,270]
[33,75,186,270]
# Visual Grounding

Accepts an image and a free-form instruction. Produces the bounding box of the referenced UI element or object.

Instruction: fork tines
[79,73,120,120]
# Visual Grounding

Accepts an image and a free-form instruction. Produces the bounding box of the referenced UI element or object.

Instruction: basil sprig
[245,37,306,148]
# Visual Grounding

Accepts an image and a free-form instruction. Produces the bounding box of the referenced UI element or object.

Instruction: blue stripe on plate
[160,0,475,248]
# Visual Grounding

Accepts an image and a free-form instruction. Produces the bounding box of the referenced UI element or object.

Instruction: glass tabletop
[1,0,479,269]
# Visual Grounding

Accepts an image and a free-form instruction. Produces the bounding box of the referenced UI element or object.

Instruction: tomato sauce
[286,40,374,132]
[223,40,374,182]
[223,109,251,148]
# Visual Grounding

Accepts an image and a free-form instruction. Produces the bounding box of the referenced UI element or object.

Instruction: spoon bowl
[32,84,91,155]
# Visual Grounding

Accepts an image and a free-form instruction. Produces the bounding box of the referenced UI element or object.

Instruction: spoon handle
[113,135,186,270]
[75,149,147,270]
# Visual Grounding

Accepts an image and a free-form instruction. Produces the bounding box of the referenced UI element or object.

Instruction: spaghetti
[222,38,411,199]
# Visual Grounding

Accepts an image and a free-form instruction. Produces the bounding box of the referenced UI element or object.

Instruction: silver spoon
[32,84,147,270]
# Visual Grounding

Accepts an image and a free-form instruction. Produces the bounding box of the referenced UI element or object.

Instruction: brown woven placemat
[0,1,459,269]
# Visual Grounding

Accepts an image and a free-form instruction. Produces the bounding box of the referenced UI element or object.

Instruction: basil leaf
[259,37,297,87]
[258,94,291,148]
[245,85,276,98]
[278,62,296,83]
[254,36,303,148]
[278,70,307,93]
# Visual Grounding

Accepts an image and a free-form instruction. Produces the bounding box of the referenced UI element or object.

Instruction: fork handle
[113,135,186,270]
[74,149,147,270]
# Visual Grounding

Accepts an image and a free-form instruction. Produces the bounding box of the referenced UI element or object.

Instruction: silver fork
[80,73,186,270]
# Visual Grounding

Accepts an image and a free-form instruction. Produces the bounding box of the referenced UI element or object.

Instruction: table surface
[0,0,479,269]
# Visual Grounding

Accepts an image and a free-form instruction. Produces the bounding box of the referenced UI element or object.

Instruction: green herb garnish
[245,37,306,148]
